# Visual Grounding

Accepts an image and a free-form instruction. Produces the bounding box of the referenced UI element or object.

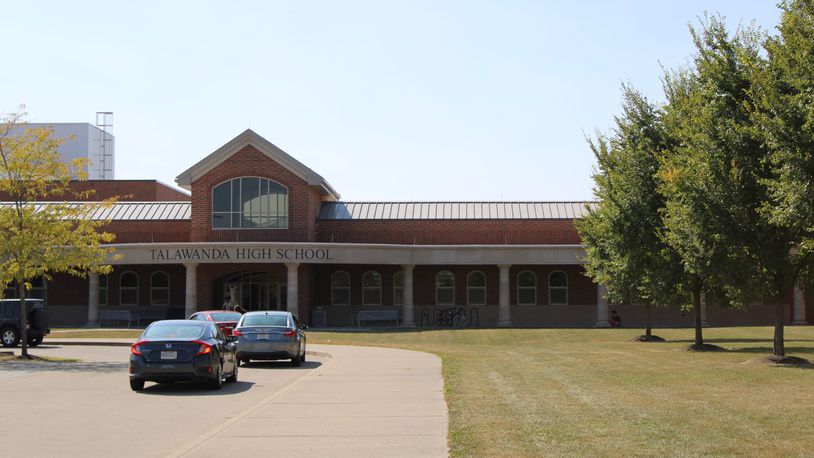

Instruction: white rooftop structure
[24,122,115,180]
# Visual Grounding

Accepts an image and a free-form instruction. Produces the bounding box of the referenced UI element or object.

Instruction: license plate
[160,351,177,360]
[257,334,270,340]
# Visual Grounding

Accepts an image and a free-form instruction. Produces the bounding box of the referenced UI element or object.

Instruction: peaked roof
[175,129,340,199]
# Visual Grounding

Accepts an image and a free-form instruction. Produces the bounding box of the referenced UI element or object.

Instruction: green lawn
[309,327,814,457]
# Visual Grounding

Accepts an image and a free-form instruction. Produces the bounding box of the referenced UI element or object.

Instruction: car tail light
[130,341,147,356]
[193,340,213,356]
[233,329,243,337]
[283,329,296,338]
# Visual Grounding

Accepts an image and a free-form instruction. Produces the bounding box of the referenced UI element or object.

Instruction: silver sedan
[233,311,306,367]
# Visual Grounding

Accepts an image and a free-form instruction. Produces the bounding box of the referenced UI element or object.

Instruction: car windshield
[241,314,288,327]
[143,323,206,339]
[209,312,242,321]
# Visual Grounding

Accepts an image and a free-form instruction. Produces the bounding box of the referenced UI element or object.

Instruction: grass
[308,327,814,457]
[49,328,142,339]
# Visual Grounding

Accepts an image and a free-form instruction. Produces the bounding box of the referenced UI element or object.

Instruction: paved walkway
[38,340,449,457]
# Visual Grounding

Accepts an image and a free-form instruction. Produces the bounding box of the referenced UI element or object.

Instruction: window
[150,271,170,305]
[120,272,139,305]
[517,271,537,305]
[393,271,404,306]
[467,271,486,305]
[99,274,108,306]
[435,271,455,305]
[212,177,288,229]
[362,271,382,305]
[549,271,568,305]
[3,277,46,301]
[331,271,351,306]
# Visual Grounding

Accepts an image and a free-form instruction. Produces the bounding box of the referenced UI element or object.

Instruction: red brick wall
[104,265,186,307]
[0,180,190,202]
[105,220,191,243]
[189,145,318,242]
[315,219,580,245]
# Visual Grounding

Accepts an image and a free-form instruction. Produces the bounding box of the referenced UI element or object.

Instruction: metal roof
[0,202,191,221]
[318,202,594,220]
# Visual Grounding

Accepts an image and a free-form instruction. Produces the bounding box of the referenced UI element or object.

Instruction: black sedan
[129,320,238,391]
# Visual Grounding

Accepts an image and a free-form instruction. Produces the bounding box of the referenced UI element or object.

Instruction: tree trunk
[774,301,785,357]
[645,303,652,337]
[694,288,704,347]
[18,282,29,358]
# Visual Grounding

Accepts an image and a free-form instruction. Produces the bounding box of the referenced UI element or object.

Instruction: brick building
[10,130,811,328]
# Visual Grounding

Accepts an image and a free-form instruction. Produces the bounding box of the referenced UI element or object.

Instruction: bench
[99,310,133,328]
[354,309,401,328]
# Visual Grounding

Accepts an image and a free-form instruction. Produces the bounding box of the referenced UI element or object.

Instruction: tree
[577,86,689,341]
[660,16,798,357]
[0,107,116,358]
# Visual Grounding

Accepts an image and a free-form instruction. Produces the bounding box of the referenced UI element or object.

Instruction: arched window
[393,271,404,306]
[467,271,487,305]
[99,274,109,306]
[150,271,170,305]
[331,271,351,306]
[212,177,288,229]
[517,271,537,305]
[435,271,455,305]
[549,271,568,305]
[362,271,382,305]
[120,272,139,305]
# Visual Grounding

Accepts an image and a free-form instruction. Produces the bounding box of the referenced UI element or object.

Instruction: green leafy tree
[577,86,689,341]
[0,108,116,358]
[660,16,797,357]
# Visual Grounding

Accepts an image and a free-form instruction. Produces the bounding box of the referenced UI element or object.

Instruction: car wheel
[226,361,238,383]
[290,345,301,367]
[28,335,43,347]
[210,363,223,390]
[130,379,145,391]
[1,326,20,348]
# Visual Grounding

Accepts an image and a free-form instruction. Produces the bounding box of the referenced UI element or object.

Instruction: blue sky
[2,1,781,201]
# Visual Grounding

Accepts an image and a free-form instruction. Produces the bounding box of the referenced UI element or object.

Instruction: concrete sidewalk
[40,339,449,457]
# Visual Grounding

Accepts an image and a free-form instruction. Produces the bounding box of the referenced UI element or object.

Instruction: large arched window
[548,271,568,305]
[517,271,537,305]
[467,271,486,305]
[435,271,455,305]
[120,272,139,305]
[212,177,288,229]
[393,271,404,306]
[331,271,351,306]
[150,271,170,305]
[362,271,382,305]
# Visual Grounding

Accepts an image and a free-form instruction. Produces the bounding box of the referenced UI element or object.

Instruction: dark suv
[0,299,50,347]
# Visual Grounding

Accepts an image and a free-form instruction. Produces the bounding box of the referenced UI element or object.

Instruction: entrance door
[222,272,284,312]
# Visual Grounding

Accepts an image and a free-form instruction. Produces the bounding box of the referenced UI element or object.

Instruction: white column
[184,263,198,318]
[402,264,415,327]
[793,285,807,325]
[596,284,610,327]
[86,272,100,327]
[286,262,299,318]
[497,264,511,327]
[700,293,709,327]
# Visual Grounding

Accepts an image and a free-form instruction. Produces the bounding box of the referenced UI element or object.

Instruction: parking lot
[0,343,447,458]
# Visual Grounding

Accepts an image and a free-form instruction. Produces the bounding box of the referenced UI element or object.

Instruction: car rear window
[209,312,242,321]
[143,323,206,339]
[242,315,288,327]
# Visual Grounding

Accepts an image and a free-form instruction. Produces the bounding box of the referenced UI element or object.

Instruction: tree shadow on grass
[671,338,814,344]
[724,346,814,355]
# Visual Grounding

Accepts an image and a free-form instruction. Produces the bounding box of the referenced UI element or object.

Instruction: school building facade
[9,130,812,328]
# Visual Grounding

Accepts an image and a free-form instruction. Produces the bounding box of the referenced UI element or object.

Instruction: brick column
[402,264,415,327]
[286,262,299,319]
[86,272,100,327]
[793,285,807,325]
[184,263,198,318]
[596,284,610,327]
[497,264,512,327]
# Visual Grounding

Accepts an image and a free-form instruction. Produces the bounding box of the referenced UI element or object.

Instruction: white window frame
[466,271,487,305]
[435,271,455,306]
[120,271,139,306]
[331,271,351,306]
[99,274,109,306]
[517,270,537,305]
[150,271,170,306]
[211,176,289,229]
[548,271,568,305]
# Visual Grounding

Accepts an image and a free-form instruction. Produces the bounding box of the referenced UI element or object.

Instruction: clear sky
[2,1,782,201]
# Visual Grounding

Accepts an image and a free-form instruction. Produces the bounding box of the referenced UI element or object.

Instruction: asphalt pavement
[0,340,448,457]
